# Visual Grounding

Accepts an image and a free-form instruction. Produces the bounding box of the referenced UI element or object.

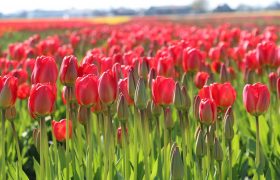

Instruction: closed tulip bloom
[98,70,117,105]
[243,83,270,116]
[75,74,98,107]
[28,83,56,118]
[210,82,236,108]
[59,55,79,86]
[0,75,18,108]
[152,76,176,106]
[52,119,73,142]
[118,78,133,105]
[194,72,209,89]
[183,48,202,73]
[17,82,30,100]
[199,98,217,125]
[256,41,277,67]
[268,72,277,92]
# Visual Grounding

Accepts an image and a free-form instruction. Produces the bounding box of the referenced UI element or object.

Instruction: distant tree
[191,0,208,13]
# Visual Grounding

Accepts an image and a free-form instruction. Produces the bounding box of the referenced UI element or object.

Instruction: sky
[0,0,278,14]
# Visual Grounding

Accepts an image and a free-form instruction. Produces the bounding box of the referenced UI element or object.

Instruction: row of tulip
[0,20,280,179]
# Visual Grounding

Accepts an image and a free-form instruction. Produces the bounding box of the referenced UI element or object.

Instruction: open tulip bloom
[0,18,280,180]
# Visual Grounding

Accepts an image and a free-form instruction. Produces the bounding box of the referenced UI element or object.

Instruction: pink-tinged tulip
[0,76,18,108]
[52,119,72,142]
[59,55,79,86]
[243,83,270,116]
[194,72,209,89]
[210,82,236,108]
[31,56,58,84]
[183,48,202,73]
[98,70,117,105]
[199,98,217,125]
[268,72,278,92]
[28,83,56,118]
[75,74,99,107]
[152,76,176,106]
[157,56,175,77]
[118,78,134,105]
[256,41,277,67]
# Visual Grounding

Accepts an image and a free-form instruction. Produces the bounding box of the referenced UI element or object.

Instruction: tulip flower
[268,72,277,92]
[183,48,202,73]
[256,41,277,67]
[199,98,217,125]
[17,82,30,100]
[59,55,79,86]
[0,75,18,109]
[194,72,209,89]
[28,83,56,118]
[243,83,270,116]
[52,119,73,142]
[98,70,117,105]
[118,78,133,105]
[152,76,176,106]
[31,56,58,84]
[75,74,98,107]
[210,82,236,108]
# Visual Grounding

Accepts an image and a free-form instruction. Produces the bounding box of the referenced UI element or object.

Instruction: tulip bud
[63,86,76,103]
[5,106,16,121]
[181,85,191,112]
[138,58,149,79]
[78,105,90,124]
[173,82,184,110]
[148,68,156,90]
[245,69,255,84]
[0,75,18,109]
[224,107,234,140]
[199,98,217,125]
[134,78,147,110]
[195,128,206,157]
[128,67,138,99]
[268,72,277,92]
[206,125,215,147]
[59,55,78,86]
[220,64,228,83]
[193,95,201,120]
[170,143,184,180]
[151,100,162,117]
[117,126,128,147]
[117,94,129,123]
[152,76,176,106]
[33,128,40,150]
[213,138,223,162]
[146,101,153,120]
[194,72,209,89]
[164,108,174,130]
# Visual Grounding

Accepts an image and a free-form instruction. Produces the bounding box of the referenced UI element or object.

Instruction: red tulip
[199,98,217,125]
[59,55,79,86]
[118,78,134,105]
[157,56,175,77]
[243,83,270,116]
[98,70,118,105]
[17,82,30,100]
[198,85,211,99]
[194,72,209,89]
[182,48,202,73]
[28,83,56,118]
[52,119,72,142]
[210,82,236,108]
[256,41,277,67]
[0,75,18,108]
[75,74,99,107]
[31,56,58,84]
[152,76,176,106]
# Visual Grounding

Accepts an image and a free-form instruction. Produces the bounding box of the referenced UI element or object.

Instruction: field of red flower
[0,16,280,180]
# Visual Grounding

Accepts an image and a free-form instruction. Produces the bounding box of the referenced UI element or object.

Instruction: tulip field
[0,16,280,180]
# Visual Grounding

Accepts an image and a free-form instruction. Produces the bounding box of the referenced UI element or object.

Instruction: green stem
[11,121,22,179]
[178,110,187,179]
[218,162,222,180]
[65,95,70,180]
[140,109,150,180]
[228,140,232,180]
[163,108,169,180]
[107,106,113,180]
[198,157,203,180]
[133,107,138,180]
[40,117,45,180]
[1,109,6,180]
[256,116,260,180]
[87,108,93,180]
[121,123,130,179]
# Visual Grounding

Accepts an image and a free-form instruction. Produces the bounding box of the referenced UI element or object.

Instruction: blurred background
[0,0,279,18]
